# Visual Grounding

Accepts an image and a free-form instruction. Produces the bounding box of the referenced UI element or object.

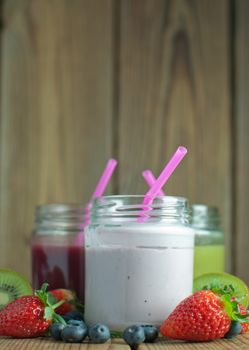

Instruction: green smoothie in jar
[191,205,225,278]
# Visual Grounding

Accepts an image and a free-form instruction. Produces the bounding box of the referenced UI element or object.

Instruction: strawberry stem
[34,283,66,325]
[53,313,67,325]
[52,300,65,310]
[211,286,249,324]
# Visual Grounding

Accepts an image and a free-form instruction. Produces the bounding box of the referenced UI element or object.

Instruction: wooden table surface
[1,334,249,350]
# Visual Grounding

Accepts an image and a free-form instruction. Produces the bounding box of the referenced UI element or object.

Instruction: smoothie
[85,224,194,330]
[32,204,86,302]
[194,245,225,278]
[191,204,224,278]
[32,243,84,301]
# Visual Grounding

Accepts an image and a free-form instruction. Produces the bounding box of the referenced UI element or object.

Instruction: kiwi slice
[0,269,33,310]
[194,272,249,308]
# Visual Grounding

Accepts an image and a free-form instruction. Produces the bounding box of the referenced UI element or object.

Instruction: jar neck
[91,195,190,225]
[191,204,221,230]
[35,204,86,234]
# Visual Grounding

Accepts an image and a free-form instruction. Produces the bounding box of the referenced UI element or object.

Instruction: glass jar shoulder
[32,229,84,246]
[194,228,224,245]
[85,222,195,249]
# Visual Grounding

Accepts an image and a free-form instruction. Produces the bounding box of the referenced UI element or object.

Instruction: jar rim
[192,204,219,214]
[35,204,86,233]
[93,195,187,203]
[94,195,187,199]
[91,195,190,224]
[191,204,221,229]
[36,203,85,212]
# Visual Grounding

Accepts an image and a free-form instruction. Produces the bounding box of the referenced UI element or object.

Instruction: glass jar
[84,195,195,331]
[31,204,85,302]
[191,204,225,278]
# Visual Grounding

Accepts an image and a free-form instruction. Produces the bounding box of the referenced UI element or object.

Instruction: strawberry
[48,289,78,315]
[160,289,249,342]
[238,304,249,334]
[0,283,65,338]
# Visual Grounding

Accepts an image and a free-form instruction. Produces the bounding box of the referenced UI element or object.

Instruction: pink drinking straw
[84,158,118,221]
[143,146,187,206]
[90,158,118,199]
[77,158,118,243]
[142,170,165,196]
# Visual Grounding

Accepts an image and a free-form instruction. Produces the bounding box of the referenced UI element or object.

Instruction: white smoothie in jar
[84,196,195,331]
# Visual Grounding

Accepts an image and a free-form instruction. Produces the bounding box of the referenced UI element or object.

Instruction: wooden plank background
[235,0,249,284]
[0,0,114,275]
[118,0,231,269]
[0,0,247,285]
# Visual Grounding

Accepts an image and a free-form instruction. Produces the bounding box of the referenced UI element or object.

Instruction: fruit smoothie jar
[191,205,225,278]
[84,195,195,331]
[31,204,85,302]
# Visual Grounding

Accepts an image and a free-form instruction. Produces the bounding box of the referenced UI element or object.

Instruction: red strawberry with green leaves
[0,283,66,338]
[160,289,249,341]
[48,289,83,315]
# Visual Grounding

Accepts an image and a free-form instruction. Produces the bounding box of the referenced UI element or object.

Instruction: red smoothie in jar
[31,204,85,302]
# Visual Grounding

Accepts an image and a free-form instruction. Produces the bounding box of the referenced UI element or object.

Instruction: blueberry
[88,323,110,343]
[225,321,242,339]
[141,325,158,342]
[50,322,65,340]
[123,325,145,346]
[61,325,87,343]
[68,319,86,329]
[63,311,84,322]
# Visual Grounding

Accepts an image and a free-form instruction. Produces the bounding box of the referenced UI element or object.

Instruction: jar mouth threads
[191,204,221,230]
[35,204,85,232]
[36,204,85,216]
[91,195,191,224]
